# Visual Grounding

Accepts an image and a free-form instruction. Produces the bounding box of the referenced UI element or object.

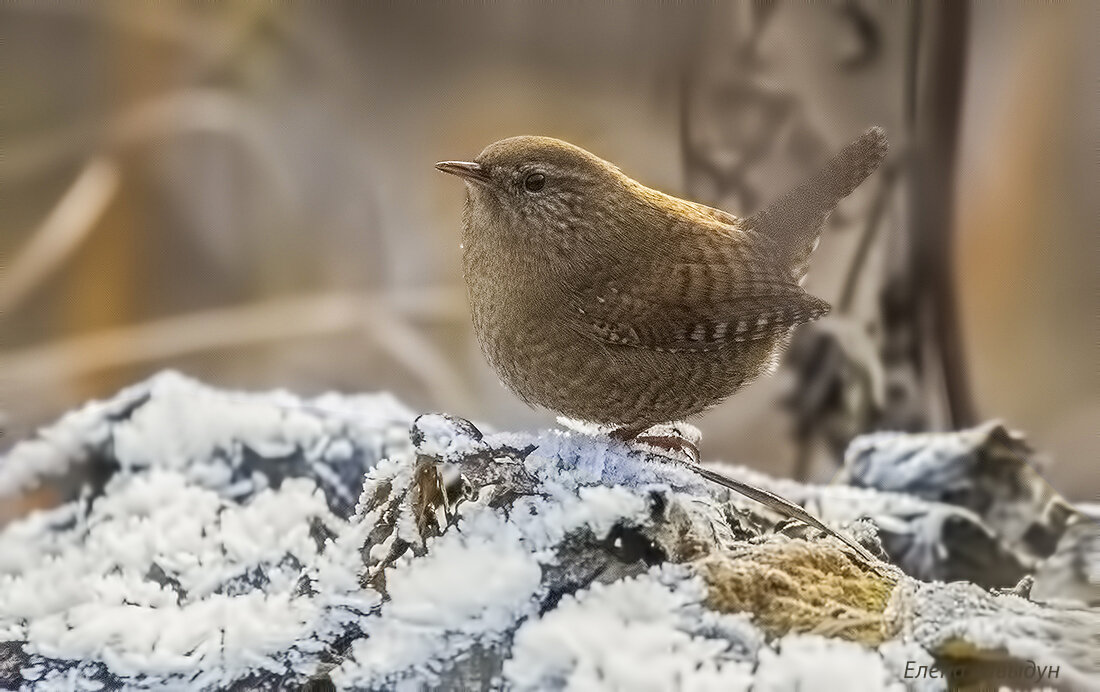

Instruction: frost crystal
[0,373,1095,691]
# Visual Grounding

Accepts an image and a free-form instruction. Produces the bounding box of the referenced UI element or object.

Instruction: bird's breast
[462,232,579,393]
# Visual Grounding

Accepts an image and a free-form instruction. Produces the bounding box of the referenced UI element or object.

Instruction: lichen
[700,537,897,645]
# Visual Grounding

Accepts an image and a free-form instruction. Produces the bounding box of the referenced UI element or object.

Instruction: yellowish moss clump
[700,536,898,646]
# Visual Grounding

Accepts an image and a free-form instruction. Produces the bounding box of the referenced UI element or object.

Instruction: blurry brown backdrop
[2,3,1096,500]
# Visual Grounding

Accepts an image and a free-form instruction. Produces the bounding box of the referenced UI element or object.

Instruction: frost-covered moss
[701,538,896,645]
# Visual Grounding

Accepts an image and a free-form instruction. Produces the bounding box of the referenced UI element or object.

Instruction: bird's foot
[608,422,702,464]
[608,424,647,442]
[633,434,700,464]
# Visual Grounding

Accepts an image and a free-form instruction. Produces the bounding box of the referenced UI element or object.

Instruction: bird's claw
[630,434,701,464]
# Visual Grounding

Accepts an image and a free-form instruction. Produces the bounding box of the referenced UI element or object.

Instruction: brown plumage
[437,128,887,432]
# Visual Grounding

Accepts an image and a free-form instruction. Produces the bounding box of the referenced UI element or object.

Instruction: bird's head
[436,136,634,262]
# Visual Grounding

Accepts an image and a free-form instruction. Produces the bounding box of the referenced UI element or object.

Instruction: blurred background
[2,3,1096,500]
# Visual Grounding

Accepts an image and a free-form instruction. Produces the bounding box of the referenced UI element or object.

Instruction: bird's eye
[523,172,546,192]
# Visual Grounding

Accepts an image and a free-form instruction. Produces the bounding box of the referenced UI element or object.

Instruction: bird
[437,127,887,441]
[436,128,890,571]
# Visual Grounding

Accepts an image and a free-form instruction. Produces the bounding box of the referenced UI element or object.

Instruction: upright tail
[745,126,888,281]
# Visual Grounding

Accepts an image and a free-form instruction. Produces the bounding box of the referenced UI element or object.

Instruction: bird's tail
[745,126,888,281]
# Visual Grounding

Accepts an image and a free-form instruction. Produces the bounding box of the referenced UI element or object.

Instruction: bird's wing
[567,227,830,352]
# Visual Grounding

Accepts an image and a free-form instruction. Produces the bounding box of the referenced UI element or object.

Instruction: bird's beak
[435,160,490,184]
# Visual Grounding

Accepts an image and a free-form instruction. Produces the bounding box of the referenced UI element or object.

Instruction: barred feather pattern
[568,214,831,353]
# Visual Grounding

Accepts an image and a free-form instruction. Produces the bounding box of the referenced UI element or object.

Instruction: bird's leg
[608,424,700,463]
[608,424,648,442]
[632,435,700,464]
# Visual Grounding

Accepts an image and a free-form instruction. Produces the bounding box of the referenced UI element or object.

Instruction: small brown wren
[437,128,887,440]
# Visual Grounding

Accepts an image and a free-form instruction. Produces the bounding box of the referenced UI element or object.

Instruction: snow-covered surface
[505,565,759,692]
[331,414,697,688]
[1,373,413,690]
[890,579,1100,691]
[0,371,414,510]
[1,373,1096,691]
[754,636,897,692]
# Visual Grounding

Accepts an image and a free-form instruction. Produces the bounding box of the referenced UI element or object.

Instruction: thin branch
[360,310,475,417]
[910,1,975,427]
[0,288,472,411]
[904,0,922,131]
[838,163,899,313]
[1,87,309,319]
[0,157,121,315]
